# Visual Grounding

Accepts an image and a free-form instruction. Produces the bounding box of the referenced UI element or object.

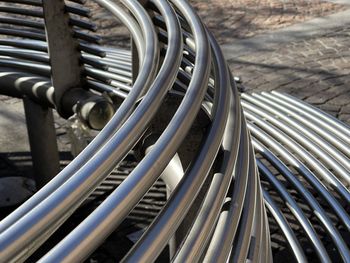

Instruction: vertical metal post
[22,0,83,188]
[23,98,60,189]
[143,134,185,260]
[42,0,83,118]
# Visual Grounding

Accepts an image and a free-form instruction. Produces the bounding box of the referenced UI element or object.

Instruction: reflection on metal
[242,91,350,263]
[0,0,348,263]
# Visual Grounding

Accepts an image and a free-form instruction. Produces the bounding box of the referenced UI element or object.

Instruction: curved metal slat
[0,1,161,261]
[242,94,350,182]
[5,0,350,262]
[243,109,350,203]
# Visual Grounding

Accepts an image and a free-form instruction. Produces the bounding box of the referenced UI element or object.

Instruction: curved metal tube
[245,93,350,171]
[243,110,350,203]
[0,1,161,261]
[257,157,348,261]
[249,124,350,232]
[271,91,350,139]
[1,0,348,262]
[242,95,350,181]
[0,0,158,238]
[262,189,307,262]
[127,28,234,262]
[254,141,350,260]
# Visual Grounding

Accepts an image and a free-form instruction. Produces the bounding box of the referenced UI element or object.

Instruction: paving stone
[338,113,350,124]
[328,93,350,106]
[189,0,346,44]
[221,15,350,121]
[340,105,350,114]
[318,104,341,114]
[0,99,29,153]
[305,90,335,104]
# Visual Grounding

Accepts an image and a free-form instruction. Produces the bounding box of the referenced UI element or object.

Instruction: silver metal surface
[0,0,349,262]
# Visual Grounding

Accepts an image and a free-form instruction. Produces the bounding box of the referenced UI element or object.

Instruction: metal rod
[272,91,350,137]
[261,91,350,149]
[0,1,164,261]
[241,97,350,184]
[0,0,157,240]
[42,0,83,118]
[243,110,350,203]
[23,98,60,189]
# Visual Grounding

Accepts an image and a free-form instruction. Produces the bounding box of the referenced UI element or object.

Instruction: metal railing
[0,0,348,262]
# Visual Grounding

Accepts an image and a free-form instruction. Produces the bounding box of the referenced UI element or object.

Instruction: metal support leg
[42,0,83,118]
[23,98,60,189]
[145,145,184,259]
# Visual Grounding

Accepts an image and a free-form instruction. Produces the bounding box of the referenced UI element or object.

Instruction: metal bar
[23,98,60,189]
[246,93,350,165]
[243,110,350,203]
[271,91,350,137]
[263,189,307,262]
[36,0,187,260]
[0,16,44,29]
[249,124,350,232]
[261,91,350,149]
[241,97,350,184]
[172,32,241,263]
[229,147,258,262]
[0,0,157,239]
[256,158,336,262]
[42,0,83,118]
[0,0,348,261]
[0,69,54,106]
[0,0,164,261]
[201,119,249,262]
[254,140,350,259]
[130,0,147,84]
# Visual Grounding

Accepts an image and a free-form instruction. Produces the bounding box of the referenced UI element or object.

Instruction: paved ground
[219,5,350,124]
[87,0,350,124]
[190,0,346,42]
[188,0,350,125]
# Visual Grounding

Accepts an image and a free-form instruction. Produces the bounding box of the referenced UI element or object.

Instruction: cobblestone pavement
[220,6,350,125]
[190,0,346,43]
[187,0,350,125]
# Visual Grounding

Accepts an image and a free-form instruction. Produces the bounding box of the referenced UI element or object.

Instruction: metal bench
[0,0,348,262]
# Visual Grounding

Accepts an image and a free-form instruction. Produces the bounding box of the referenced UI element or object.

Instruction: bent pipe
[1,0,349,262]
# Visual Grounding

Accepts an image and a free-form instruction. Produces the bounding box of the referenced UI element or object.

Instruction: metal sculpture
[0,0,348,262]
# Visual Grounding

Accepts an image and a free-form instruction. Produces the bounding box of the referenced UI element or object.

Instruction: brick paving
[190,0,345,43]
[187,0,350,125]
[221,9,350,124]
